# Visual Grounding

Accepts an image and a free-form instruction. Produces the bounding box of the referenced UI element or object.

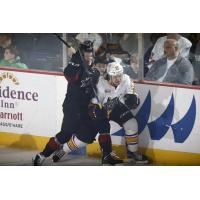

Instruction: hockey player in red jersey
[32,41,123,166]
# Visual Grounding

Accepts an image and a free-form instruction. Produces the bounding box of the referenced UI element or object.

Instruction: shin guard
[98,134,112,157]
[63,135,86,153]
[123,118,138,153]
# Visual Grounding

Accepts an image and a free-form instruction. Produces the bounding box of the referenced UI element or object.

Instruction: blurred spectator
[150,33,192,63]
[75,33,103,52]
[104,33,127,54]
[188,33,200,85]
[119,33,138,55]
[145,39,194,85]
[144,34,164,75]
[94,54,109,76]
[0,46,28,69]
[12,33,36,66]
[0,33,12,59]
[188,33,198,57]
[65,37,78,59]
[27,34,62,71]
[123,53,139,80]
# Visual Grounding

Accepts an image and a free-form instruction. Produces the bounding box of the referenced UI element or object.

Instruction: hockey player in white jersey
[90,62,149,164]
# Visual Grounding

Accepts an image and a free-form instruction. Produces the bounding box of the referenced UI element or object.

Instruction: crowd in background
[0,33,62,71]
[1,33,200,86]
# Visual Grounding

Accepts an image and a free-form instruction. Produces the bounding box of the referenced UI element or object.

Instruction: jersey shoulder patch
[68,61,80,67]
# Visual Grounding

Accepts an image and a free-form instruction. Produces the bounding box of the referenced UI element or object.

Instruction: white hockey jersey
[92,74,134,105]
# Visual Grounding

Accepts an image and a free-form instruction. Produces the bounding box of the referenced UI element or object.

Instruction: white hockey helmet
[106,62,123,77]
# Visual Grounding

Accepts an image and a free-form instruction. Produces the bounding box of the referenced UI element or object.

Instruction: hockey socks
[98,134,112,157]
[41,137,60,157]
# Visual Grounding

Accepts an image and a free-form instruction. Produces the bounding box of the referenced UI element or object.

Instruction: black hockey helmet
[80,40,94,53]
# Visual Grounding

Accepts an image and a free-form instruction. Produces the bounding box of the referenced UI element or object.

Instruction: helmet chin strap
[108,78,114,86]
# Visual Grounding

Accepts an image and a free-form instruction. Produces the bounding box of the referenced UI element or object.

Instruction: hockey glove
[88,103,107,120]
[124,93,140,109]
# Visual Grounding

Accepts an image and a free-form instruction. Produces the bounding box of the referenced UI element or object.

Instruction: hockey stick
[53,33,71,48]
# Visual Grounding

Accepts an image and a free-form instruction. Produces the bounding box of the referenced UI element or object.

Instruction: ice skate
[52,149,66,162]
[32,153,45,166]
[127,150,149,164]
[102,152,123,166]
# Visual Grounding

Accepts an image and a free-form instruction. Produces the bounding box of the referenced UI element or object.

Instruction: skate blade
[102,163,124,166]
[135,160,149,164]
[125,158,149,165]
[32,157,45,166]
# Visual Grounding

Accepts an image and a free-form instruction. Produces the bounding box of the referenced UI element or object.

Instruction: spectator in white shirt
[145,39,194,85]
[150,34,192,64]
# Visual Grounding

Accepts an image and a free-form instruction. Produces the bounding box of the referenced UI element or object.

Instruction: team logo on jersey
[115,66,119,70]
[105,89,111,93]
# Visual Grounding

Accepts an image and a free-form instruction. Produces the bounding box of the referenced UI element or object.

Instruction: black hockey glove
[88,103,107,120]
[124,93,140,109]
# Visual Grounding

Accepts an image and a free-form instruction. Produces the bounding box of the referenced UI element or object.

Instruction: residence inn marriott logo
[0,72,39,127]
